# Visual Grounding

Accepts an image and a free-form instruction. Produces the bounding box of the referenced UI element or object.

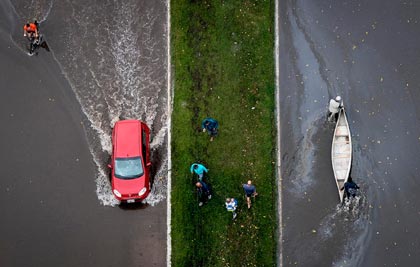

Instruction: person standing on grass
[196,181,211,207]
[190,163,208,181]
[201,117,218,142]
[242,180,258,209]
[225,198,238,220]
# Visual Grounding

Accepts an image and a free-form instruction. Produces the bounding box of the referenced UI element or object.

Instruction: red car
[109,120,152,203]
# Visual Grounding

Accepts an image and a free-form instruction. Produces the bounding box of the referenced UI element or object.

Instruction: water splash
[46,0,168,206]
[317,194,370,266]
[16,0,53,23]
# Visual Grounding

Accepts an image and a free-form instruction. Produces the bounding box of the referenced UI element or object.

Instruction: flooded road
[36,0,169,206]
[279,0,420,266]
[1,0,167,266]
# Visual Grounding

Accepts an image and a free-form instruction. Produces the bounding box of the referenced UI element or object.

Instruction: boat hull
[331,108,352,202]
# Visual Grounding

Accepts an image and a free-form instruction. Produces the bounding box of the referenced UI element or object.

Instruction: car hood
[113,176,148,195]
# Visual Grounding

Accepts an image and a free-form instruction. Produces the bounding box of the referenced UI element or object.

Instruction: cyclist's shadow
[29,35,50,55]
[39,38,50,52]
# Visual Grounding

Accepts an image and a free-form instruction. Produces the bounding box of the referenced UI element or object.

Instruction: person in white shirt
[225,198,238,220]
[328,96,343,122]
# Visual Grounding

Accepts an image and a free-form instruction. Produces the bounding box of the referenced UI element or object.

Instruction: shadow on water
[285,111,335,197]
[27,36,50,56]
[149,147,161,188]
[119,202,149,211]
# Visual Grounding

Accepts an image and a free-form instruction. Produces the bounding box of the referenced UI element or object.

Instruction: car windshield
[114,157,144,179]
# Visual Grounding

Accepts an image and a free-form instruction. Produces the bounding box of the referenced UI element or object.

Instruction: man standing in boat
[328,96,343,122]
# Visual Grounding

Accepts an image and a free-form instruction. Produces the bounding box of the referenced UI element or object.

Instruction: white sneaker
[199,202,203,207]
[233,213,237,220]
[208,195,212,199]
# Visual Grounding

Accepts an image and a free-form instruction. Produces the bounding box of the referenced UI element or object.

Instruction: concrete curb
[274,0,283,266]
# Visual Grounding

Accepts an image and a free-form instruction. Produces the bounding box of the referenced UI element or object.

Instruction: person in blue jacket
[190,163,208,181]
[201,117,218,141]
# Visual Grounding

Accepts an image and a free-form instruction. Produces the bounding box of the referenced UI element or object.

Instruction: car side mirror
[107,164,112,169]
[147,162,152,167]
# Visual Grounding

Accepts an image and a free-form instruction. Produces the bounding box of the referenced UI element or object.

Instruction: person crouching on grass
[201,117,218,142]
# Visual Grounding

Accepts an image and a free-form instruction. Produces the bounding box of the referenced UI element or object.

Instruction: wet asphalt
[0,1,166,266]
[279,0,420,266]
[3,0,420,266]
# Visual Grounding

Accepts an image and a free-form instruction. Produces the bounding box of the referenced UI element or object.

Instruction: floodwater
[0,0,168,266]
[11,0,169,207]
[279,0,420,266]
[51,0,168,207]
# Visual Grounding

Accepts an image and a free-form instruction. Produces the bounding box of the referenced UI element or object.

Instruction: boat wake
[287,112,328,195]
[318,195,370,266]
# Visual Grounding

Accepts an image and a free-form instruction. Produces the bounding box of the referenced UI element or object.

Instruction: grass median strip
[171,1,276,266]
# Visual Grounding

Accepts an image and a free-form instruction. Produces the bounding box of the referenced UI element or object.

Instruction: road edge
[166,0,172,266]
[275,0,283,266]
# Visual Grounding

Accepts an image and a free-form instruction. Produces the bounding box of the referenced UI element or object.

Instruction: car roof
[114,120,142,158]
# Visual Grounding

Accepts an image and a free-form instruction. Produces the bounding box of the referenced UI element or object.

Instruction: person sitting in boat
[328,96,343,122]
[340,176,360,199]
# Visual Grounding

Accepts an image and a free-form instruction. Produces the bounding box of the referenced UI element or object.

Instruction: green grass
[171,1,276,266]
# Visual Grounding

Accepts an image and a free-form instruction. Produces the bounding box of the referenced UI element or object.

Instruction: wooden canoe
[331,108,352,202]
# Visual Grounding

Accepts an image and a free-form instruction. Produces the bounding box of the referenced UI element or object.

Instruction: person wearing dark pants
[196,181,211,207]
[328,96,343,122]
[242,180,258,209]
[340,176,360,199]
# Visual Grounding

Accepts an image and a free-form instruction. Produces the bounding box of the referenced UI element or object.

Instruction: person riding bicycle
[24,21,41,54]
[23,21,39,39]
